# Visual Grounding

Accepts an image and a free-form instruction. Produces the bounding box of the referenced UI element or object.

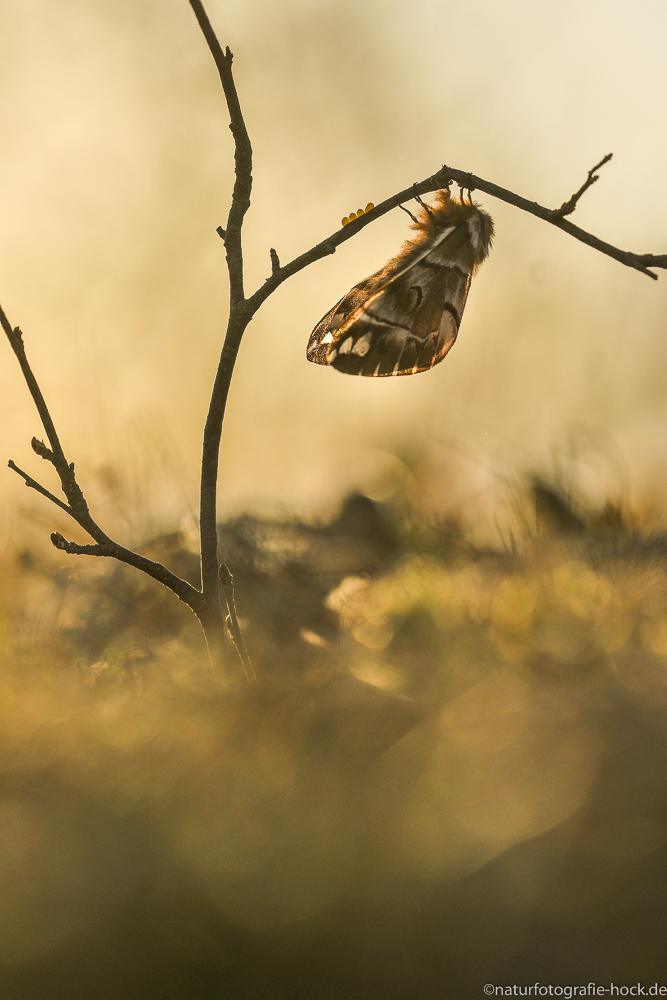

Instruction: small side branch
[46,528,204,607]
[0,305,88,512]
[429,163,664,280]
[219,563,255,681]
[50,533,115,556]
[550,153,613,220]
[31,437,55,463]
[2,305,206,623]
[8,460,72,515]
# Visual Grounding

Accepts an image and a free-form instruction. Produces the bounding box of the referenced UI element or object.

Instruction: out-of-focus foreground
[1,480,667,997]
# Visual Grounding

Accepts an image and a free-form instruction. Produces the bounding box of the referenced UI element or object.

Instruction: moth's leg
[411,184,435,219]
[399,203,420,224]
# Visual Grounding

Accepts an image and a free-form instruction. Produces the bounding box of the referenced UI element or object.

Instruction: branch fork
[550,153,613,220]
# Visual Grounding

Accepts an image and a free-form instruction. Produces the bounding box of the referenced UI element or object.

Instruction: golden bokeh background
[1,0,666,551]
[2,5,667,993]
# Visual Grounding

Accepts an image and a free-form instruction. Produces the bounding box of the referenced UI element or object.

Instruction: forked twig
[550,153,613,220]
[0,302,223,663]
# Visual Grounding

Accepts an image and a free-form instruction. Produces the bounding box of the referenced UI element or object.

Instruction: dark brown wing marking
[307,200,492,377]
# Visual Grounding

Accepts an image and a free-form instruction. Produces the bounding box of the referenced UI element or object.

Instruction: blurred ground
[1,480,667,997]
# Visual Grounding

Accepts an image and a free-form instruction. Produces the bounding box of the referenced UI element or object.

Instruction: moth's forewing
[329,219,477,376]
[307,201,492,377]
[306,274,381,366]
[306,301,342,366]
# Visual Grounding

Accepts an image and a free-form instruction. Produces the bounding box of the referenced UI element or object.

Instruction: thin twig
[50,533,115,556]
[0,306,88,511]
[8,460,73,515]
[45,527,204,605]
[188,0,251,305]
[430,163,663,280]
[219,563,255,680]
[1,306,205,615]
[550,153,613,219]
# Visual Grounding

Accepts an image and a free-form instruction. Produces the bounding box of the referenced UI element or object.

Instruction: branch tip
[270,248,280,273]
[31,437,55,462]
[552,152,614,220]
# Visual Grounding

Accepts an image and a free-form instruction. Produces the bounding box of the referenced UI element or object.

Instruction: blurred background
[0,0,666,553]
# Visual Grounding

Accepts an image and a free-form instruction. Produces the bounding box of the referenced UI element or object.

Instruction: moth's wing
[329,223,474,377]
[306,274,382,366]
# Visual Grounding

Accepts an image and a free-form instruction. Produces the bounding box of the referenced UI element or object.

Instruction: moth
[307,190,494,376]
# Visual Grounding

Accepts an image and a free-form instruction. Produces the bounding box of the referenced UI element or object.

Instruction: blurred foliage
[1,478,667,996]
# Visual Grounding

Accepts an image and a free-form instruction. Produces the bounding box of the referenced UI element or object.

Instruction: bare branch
[551,153,613,220]
[1,307,206,619]
[47,529,204,608]
[433,163,663,280]
[0,304,89,510]
[2,7,257,681]
[634,253,667,269]
[246,162,663,308]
